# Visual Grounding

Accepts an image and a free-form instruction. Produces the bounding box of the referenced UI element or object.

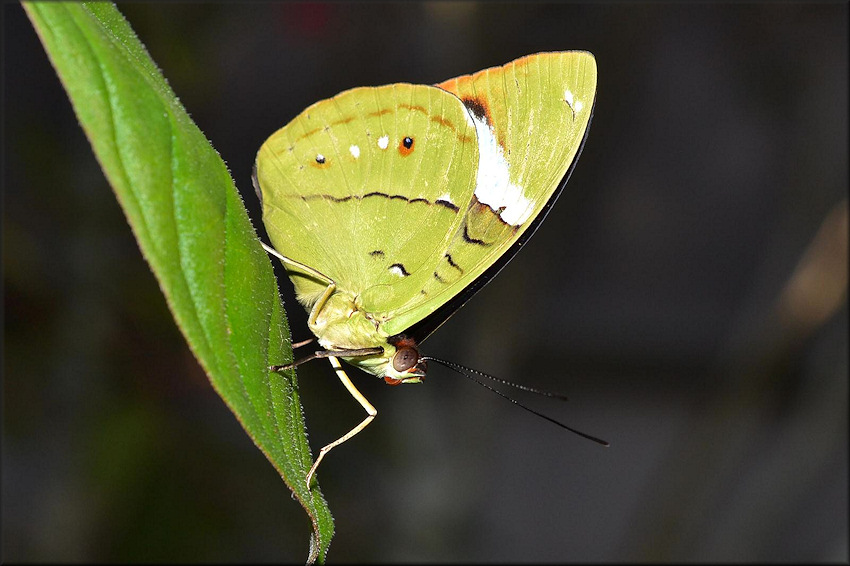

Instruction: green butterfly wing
[383,51,598,337]
[255,51,596,345]
[255,83,479,319]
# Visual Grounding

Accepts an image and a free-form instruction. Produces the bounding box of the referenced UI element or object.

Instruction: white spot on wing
[349,145,360,158]
[564,89,583,116]
[437,193,454,205]
[389,265,406,277]
[468,112,532,226]
[378,135,389,149]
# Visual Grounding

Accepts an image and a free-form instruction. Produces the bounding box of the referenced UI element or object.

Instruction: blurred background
[4,2,847,562]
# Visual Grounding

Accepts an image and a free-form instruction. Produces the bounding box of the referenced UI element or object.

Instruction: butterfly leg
[292,337,315,349]
[306,355,376,489]
[271,346,383,372]
[260,241,338,329]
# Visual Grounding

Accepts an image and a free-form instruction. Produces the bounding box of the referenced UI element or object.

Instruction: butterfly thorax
[310,291,427,384]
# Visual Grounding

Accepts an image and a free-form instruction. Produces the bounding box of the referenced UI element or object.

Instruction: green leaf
[23,2,333,562]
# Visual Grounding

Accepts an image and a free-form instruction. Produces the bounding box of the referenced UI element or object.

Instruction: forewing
[380,51,598,338]
[255,84,479,311]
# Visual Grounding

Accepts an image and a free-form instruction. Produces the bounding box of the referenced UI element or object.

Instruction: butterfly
[253,51,597,488]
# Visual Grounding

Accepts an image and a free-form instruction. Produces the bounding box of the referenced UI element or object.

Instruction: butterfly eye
[392,346,419,372]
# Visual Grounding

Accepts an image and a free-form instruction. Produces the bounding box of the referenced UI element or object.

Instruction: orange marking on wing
[291,116,355,142]
[399,104,427,114]
[398,137,415,157]
[438,64,520,150]
[291,126,320,143]
[367,108,393,118]
[430,115,454,129]
[429,115,474,145]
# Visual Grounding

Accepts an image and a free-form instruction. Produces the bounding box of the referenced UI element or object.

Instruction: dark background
[4,2,847,562]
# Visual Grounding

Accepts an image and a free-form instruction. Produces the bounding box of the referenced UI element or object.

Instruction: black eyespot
[392,346,418,372]
[315,154,326,164]
[403,136,414,149]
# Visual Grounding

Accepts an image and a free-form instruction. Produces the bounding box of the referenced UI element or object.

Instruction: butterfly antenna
[422,357,609,447]
[422,357,570,400]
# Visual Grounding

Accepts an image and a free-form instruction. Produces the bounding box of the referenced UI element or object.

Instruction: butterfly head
[383,335,427,385]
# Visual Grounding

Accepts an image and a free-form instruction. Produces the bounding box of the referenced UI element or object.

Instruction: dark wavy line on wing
[292,192,461,213]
